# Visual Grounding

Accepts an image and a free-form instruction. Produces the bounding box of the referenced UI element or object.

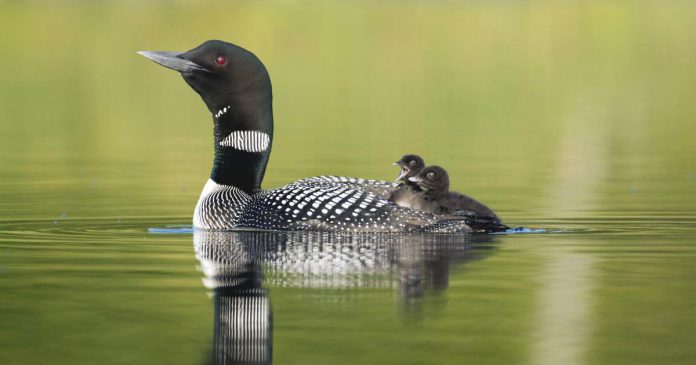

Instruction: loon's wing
[294,175,398,200]
[238,179,472,233]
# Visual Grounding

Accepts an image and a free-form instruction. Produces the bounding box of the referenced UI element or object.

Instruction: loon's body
[409,166,502,223]
[138,40,501,233]
[389,154,426,209]
[193,177,479,232]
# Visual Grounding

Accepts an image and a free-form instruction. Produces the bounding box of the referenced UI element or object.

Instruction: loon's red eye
[215,55,227,65]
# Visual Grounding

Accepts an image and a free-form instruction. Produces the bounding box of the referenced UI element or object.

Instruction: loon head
[138,40,274,193]
[409,165,449,194]
[138,40,272,117]
[394,154,425,182]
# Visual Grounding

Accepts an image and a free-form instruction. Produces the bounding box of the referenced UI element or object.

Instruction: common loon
[408,166,502,223]
[390,154,426,209]
[138,40,500,233]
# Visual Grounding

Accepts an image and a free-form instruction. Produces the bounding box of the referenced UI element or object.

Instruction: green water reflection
[1,1,696,364]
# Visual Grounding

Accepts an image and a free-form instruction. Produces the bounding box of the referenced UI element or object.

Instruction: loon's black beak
[137,50,209,73]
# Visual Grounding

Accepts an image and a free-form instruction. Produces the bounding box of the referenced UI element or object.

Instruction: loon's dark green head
[138,40,272,115]
[409,165,449,194]
[394,154,425,182]
[138,40,273,193]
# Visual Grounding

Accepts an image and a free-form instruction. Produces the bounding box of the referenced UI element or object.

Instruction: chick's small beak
[395,164,410,181]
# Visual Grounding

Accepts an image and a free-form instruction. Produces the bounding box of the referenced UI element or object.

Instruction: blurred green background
[2,0,695,218]
[1,1,695,365]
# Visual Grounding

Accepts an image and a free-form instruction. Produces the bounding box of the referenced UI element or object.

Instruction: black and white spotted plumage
[295,175,399,200]
[194,178,475,233]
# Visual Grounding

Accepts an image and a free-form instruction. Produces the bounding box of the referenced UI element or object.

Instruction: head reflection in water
[193,231,497,364]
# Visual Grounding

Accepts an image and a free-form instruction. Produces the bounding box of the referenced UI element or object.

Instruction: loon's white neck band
[213,105,271,153]
[219,130,270,152]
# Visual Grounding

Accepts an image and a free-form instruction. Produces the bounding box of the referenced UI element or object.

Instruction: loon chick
[408,166,501,222]
[394,154,425,183]
[138,40,481,233]
[389,154,425,209]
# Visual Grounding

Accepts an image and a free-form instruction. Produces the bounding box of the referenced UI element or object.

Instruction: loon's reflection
[194,231,496,364]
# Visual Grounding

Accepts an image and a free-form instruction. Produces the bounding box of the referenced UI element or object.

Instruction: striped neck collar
[209,102,274,194]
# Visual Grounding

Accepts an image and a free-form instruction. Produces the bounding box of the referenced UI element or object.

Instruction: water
[2,1,696,364]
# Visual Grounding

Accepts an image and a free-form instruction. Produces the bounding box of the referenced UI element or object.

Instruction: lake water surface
[1,2,696,365]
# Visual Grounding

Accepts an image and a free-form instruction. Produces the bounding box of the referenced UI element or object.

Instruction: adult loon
[138,40,500,233]
[390,154,426,209]
[408,166,502,223]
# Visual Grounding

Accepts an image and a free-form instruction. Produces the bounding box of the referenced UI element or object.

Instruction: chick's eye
[409,160,416,166]
[427,172,435,179]
[215,55,227,65]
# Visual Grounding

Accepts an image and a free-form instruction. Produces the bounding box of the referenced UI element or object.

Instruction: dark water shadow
[193,231,500,365]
